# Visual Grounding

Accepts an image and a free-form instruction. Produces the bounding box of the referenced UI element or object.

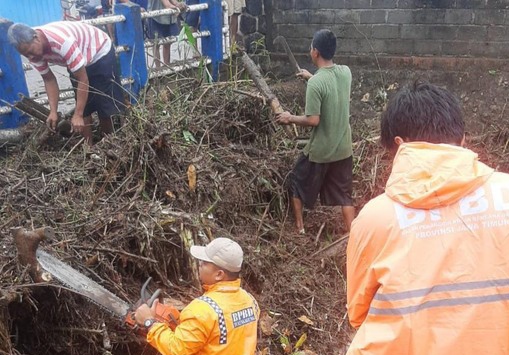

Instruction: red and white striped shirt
[31,21,111,74]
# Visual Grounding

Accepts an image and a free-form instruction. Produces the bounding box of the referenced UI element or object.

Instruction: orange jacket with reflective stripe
[347,142,509,354]
[147,279,259,355]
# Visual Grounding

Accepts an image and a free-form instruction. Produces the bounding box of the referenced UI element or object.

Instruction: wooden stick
[14,95,72,146]
[240,52,283,115]
[311,233,350,258]
[240,52,297,135]
[232,89,265,102]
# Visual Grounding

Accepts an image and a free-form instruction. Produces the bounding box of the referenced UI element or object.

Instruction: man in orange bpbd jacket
[347,81,509,354]
[134,237,259,355]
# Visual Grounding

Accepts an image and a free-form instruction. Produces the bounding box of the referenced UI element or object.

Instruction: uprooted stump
[13,227,55,283]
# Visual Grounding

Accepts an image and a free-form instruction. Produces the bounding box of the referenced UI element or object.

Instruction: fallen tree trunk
[240,52,297,136]
[240,52,284,115]
[14,95,72,146]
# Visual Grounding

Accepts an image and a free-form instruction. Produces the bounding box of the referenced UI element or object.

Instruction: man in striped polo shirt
[8,21,124,144]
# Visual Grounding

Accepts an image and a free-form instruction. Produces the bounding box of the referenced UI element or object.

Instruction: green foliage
[178,23,197,48]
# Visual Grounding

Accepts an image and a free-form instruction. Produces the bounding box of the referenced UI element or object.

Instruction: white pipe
[144,30,210,47]
[148,58,212,79]
[82,14,125,26]
[222,1,230,59]
[141,3,208,19]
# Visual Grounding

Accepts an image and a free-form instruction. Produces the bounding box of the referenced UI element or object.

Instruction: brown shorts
[290,154,353,209]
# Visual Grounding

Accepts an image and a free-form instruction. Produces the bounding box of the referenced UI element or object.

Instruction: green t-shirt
[303,64,353,163]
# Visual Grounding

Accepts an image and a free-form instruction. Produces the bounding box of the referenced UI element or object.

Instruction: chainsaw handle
[147,289,161,307]
[125,296,181,332]
[140,277,162,307]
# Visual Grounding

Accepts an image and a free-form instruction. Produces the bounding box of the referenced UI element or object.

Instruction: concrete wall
[266,0,509,59]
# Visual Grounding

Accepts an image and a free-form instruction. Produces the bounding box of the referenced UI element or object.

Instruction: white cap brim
[190,245,212,262]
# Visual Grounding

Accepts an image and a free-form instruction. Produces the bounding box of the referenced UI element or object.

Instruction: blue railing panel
[115,3,148,102]
[0,0,62,26]
[0,19,29,129]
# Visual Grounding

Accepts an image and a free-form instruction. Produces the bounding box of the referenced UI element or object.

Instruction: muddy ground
[1,61,509,355]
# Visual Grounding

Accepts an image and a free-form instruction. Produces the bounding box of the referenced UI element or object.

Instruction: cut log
[240,52,283,115]
[14,95,72,146]
[240,52,298,135]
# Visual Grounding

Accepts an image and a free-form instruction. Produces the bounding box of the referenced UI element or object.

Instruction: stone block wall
[267,0,509,59]
[239,0,268,53]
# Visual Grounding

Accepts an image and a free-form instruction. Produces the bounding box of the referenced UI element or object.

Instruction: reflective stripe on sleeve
[198,296,227,345]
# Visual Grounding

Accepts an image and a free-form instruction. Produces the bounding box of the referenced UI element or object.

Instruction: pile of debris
[0,73,357,355]
[3,61,507,355]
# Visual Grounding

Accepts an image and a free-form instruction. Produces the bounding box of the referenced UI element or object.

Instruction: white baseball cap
[190,237,243,272]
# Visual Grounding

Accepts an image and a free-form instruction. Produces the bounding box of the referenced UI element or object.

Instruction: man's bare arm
[41,69,60,130]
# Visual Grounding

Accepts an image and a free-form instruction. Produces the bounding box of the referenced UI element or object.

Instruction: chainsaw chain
[37,249,131,321]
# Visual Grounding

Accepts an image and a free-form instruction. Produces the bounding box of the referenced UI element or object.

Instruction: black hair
[380,81,465,151]
[220,267,240,280]
[312,29,336,60]
[203,261,240,280]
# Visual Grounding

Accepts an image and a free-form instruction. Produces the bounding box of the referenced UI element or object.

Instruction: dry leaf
[361,93,370,102]
[85,253,99,267]
[159,217,176,226]
[165,190,176,200]
[187,164,197,192]
[298,315,314,326]
[387,83,399,91]
[259,312,274,335]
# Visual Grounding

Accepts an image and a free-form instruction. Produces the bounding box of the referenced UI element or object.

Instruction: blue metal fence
[0,19,29,129]
[0,1,228,131]
[0,0,62,26]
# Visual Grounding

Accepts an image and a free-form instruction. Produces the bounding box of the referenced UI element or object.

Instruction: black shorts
[290,154,353,209]
[70,45,125,118]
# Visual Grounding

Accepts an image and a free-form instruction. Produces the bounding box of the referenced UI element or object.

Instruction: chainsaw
[36,249,180,333]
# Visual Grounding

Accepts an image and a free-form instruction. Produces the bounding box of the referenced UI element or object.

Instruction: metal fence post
[114,3,148,101]
[0,18,29,129]
[200,0,223,81]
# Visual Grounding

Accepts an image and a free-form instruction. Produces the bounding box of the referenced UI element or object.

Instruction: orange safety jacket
[147,279,259,355]
[347,142,509,354]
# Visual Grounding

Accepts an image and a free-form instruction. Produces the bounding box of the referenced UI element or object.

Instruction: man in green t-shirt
[276,29,355,234]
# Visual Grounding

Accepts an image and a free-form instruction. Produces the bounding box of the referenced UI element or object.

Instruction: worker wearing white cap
[135,237,259,355]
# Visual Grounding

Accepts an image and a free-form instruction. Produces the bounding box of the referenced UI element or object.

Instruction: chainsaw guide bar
[36,249,131,319]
